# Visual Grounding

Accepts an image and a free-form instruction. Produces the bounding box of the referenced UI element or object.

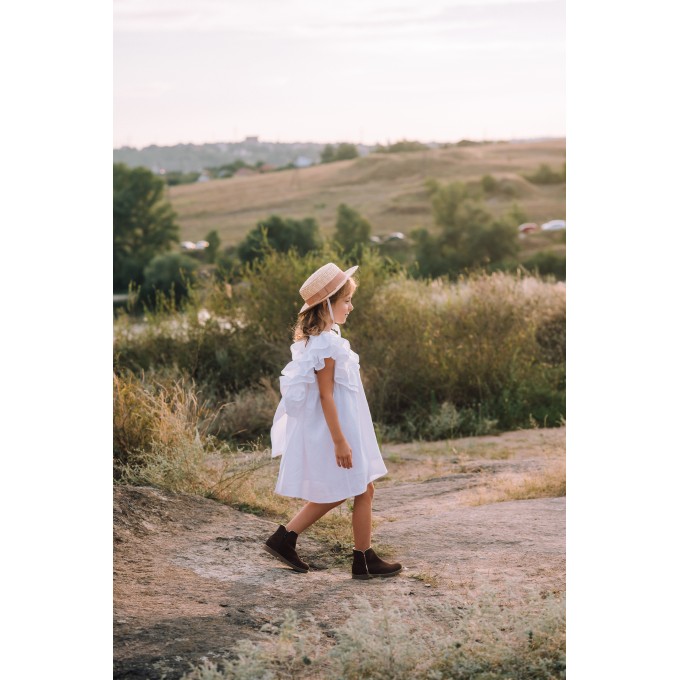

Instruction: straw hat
[299,263,359,313]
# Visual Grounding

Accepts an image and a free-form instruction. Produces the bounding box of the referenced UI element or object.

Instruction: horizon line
[114,135,566,152]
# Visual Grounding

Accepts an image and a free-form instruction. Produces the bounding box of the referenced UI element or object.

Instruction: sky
[113,0,565,148]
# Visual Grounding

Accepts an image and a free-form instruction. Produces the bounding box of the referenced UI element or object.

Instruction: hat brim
[299,265,359,314]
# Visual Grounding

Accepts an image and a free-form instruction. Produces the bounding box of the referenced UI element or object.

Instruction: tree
[113,163,179,291]
[320,144,335,163]
[320,143,358,163]
[237,215,322,264]
[204,230,221,264]
[333,204,371,257]
[481,174,498,194]
[374,140,429,153]
[140,253,198,305]
[411,228,451,279]
[411,180,520,279]
[430,181,467,246]
[334,143,359,160]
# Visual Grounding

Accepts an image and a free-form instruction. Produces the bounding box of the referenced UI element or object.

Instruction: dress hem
[274,470,388,503]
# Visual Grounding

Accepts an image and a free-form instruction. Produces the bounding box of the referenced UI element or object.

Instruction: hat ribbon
[326,298,341,337]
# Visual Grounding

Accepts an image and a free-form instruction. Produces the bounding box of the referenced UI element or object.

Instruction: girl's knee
[356,482,375,500]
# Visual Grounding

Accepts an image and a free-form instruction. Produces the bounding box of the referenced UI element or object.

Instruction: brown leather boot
[264,525,309,573]
[352,546,402,580]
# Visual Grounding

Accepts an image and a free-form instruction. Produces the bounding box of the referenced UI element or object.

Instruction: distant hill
[112,137,563,174]
[113,140,376,173]
[166,138,566,254]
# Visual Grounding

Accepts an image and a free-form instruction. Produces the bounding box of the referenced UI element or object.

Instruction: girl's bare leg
[286,499,345,534]
[352,483,375,551]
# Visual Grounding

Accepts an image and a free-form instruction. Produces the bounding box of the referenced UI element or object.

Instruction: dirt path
[114,427,565,679]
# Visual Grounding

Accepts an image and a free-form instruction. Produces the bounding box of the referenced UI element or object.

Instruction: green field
[169,138,566,255]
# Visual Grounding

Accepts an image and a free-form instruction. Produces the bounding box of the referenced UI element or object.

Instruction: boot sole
[263,544,309,573]
[352,567,403,580]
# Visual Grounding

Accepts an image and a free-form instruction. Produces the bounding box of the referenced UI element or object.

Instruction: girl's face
[331,290,354,325]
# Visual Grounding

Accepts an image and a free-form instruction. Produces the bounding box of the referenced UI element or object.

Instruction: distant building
[197,171,211,182]
[259,164,277,173]
[244,136,259,144]
[294,156,313,168]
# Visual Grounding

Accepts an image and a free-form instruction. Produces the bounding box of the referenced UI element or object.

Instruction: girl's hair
[293,277,357,342]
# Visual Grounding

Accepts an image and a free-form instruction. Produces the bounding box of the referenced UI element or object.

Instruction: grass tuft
[458,459,566,506]
[181,591,565,680]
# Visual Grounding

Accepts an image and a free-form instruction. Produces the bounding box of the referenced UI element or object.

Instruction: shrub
[141,253,199,305]
[113,372,274,501]
[374,140,430,153]
[115,252,565,442]
[237,215,322,264]
[114,247,394,406]
[481,174,498,194]
[113,372,215,486]
[523,251,566,281]
[164,171,200,186]
[524,163,566,185]
[207,379,281,444]
[333,203,372,257]
[320,143,359,162]
[356,272,566,435]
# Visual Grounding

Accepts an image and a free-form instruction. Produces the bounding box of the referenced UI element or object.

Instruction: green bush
[374,140,430,153]
[524,163,566,185]
[114,247,389,403]
[115,251,565,443]
[523,251,566,281]
[164,171,200,186]
[320,143,359,163]
[356,272,565,436]
[237,215,322,264]
[333,203,372,257]
[141,253,199,305]
[481,174,498,194]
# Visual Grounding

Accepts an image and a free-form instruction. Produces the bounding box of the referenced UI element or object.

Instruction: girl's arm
[316,358,353,469]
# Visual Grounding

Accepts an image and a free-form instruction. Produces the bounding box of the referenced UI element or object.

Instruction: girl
[265,262,403,580]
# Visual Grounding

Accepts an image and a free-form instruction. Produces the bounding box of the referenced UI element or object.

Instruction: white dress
[270,330,388,503]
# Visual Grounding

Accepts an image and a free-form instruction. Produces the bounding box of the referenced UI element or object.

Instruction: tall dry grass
[113,373,270,499]
[180,591,565,680]
[356,270,566,438]
[113,372,359,545]
[458,458,566,507]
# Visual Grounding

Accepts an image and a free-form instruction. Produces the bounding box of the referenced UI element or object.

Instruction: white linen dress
[270,329,388,503]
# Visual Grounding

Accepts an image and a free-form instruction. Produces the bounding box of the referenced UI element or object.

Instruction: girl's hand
[335,439,353,469]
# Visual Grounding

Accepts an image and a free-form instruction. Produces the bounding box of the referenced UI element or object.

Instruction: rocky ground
[114,427,565,679]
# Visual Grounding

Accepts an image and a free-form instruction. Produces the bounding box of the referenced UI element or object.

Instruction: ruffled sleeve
[279,332,360,417]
